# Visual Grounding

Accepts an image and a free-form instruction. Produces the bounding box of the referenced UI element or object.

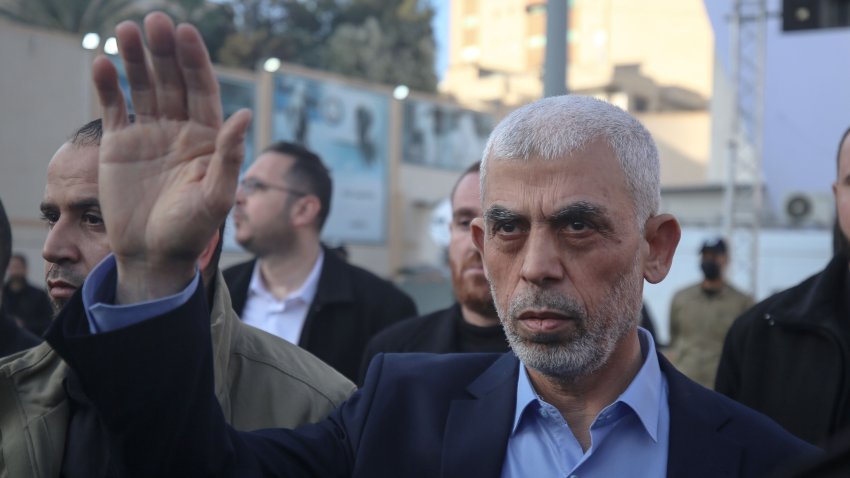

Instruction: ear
[471,217,486,254]
[198,228,221,273]
[642,213,681,284]
[290,195,322,228]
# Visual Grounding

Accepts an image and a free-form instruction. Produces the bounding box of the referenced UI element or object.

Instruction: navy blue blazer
[47,282,818,477]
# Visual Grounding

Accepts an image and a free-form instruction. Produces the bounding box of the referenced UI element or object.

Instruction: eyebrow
[483,201,615,235]
[483,205,523,223]
[40,197,101,213]
[548,201,614,235]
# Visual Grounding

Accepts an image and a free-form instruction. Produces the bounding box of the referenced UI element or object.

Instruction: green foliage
[1,0,438,92]
[217,0,437,91]
[0,0,146,34]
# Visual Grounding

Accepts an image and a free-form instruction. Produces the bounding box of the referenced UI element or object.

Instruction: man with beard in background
[360,162,508,380]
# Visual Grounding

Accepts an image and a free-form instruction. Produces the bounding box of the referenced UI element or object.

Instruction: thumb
[205,108,252,215]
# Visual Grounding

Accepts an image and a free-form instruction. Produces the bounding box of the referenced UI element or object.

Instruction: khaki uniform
[669,282,753,388]
[0,270,355,478]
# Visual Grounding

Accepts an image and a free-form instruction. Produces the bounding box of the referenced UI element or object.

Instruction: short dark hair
[450,161,481,206]
[0,199,11,277]
[69,115,136,147]
[262,141,332,231]
[838,126,850,171]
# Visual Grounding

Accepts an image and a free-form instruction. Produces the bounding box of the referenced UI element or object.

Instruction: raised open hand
[93,12,251,303]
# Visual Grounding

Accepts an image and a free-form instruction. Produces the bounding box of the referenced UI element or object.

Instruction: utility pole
[725,0,767,297]
[543,0,568,97]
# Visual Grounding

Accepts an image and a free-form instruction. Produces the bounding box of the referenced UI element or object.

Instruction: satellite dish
[429,198,452,247]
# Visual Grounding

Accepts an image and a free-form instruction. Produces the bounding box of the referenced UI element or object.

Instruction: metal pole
[749,0,767,297]
[724,0,742,247]
[543,0,568,97]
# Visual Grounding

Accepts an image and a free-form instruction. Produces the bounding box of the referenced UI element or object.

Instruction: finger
[115,20,158,121]
[174,23,222,128]
[144,12,188,120]
[92,55,129,131]
[204,109,252,216]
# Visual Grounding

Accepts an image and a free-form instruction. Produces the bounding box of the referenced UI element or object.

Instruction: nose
[234,183,247,205]
[42,220,80,266]
[520,228,565,286]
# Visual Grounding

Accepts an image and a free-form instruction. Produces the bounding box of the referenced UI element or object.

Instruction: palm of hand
[99,118,224,267]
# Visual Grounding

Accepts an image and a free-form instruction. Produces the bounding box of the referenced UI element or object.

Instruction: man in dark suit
[360,162,508,379]
[223,141,416,381]
[47,13,817,477]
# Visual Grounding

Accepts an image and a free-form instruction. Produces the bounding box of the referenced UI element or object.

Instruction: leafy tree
[0,0,437,92]
[0,0,146,35]
[216,0,437,92]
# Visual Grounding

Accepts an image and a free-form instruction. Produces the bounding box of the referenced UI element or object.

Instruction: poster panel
[272,73,390,244]
[402,99,494,170]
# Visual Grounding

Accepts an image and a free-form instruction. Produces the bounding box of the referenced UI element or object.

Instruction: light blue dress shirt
[502,328,669,478]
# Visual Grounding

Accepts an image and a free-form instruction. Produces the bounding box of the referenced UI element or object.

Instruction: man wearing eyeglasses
[224,142,417,382]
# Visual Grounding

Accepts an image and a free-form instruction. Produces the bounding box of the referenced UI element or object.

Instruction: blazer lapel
[662,355,742,478]
[441,353,519,478]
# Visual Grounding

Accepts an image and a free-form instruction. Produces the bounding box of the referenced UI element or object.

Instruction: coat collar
[662,354,742,477]
[437,352,749,478]
[208,269,240,419]
[441,353,518,478]
[310,246,356,307]
[767,254,847,327]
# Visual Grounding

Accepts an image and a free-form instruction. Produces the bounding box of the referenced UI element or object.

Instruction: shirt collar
[248,249,325,305]
[511,327,663,441]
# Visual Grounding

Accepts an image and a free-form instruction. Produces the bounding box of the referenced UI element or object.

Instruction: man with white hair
[47,13,817,477]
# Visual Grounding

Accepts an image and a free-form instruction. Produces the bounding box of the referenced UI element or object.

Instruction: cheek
[481,248,519,301]
[83,236,112,268]
[838,195,850,234]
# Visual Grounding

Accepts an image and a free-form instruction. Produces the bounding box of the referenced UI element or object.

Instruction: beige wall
[0,19,100,285]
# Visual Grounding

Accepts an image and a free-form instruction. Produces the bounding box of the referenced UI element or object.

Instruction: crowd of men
[1,10,850,477]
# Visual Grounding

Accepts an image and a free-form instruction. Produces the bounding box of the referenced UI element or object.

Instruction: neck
[525,329,643,452]
[459,303,500,327]
[701,278,723,290]
[258,240,321,300]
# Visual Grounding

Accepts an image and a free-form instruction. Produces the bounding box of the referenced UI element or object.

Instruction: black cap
[700,237,727,254]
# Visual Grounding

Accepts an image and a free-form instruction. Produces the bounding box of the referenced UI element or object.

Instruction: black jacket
[224,248,417,381]
[359,304,509,382]
[0,309,41,357]
[2,282,53,336]
[716,254,850,445]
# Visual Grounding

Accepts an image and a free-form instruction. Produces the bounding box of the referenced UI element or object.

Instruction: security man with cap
[667,237,753,388]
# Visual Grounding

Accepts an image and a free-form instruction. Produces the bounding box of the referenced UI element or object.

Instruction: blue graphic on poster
[402,100,494,170]
[273,73,389,244]
[108,57,256,166]
[219,76,256,169]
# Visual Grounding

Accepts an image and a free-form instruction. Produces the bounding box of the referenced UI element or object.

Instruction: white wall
[644,226,832,344]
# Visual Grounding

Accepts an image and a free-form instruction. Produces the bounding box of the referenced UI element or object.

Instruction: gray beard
[494,259,642,381]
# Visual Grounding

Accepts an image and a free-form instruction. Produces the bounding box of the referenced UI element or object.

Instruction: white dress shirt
[240,250,324,344]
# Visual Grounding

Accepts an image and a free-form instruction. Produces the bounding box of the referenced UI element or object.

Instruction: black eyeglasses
[239,177,307,197]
